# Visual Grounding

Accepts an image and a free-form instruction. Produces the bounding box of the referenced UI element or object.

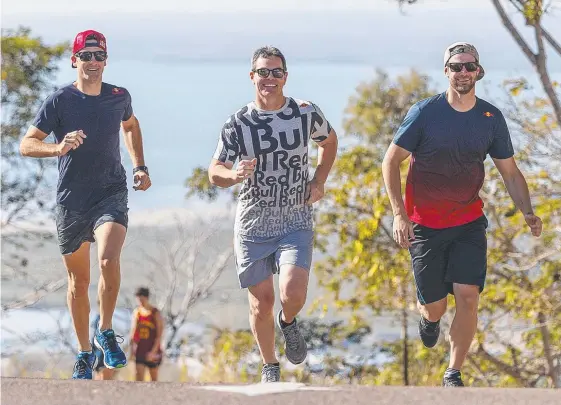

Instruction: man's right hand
[234,158,257,182]
[393,213,415,249]
[57,130,87,156]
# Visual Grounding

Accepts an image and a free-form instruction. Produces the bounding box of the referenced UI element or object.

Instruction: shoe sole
[276,310,307,365]
[93,336,127,369]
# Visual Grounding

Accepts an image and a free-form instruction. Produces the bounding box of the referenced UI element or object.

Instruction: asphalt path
[1,378,560,405]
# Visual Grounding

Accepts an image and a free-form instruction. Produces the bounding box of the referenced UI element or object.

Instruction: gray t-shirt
[213,97,332,238]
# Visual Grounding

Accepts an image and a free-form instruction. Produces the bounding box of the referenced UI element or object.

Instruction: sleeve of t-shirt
[123,90,134,121]
[310,103,333,144]
[488,110,514,159]
[31,93,60,135]
[393,103,424,152]
[212,119,240,164]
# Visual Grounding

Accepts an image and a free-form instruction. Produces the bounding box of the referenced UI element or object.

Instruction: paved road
[1,378,560,405]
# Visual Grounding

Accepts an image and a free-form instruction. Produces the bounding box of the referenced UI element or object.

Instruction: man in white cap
[382,42,543,386]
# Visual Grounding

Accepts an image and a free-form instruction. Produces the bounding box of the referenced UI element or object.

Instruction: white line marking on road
[197,382,338,396]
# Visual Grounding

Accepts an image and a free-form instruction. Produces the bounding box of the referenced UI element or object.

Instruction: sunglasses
[75,51,107,62]
[253,67,286,79]
[447,62,479,73]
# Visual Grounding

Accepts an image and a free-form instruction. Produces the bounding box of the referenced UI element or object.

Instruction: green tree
[311,69,436,386]
[1,26,69,310]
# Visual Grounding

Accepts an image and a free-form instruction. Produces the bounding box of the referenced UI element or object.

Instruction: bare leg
[417,297,447,322]
[94,222,126,331]
[148,366,159,381]
[449,284,479,370]
[248,276,277,364]
[135,363,146,381]
[62,242,92,352]
[278,265,308,323]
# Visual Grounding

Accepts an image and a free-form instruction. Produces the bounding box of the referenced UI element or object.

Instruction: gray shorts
[55,191,129,255]
[234,229,314,289]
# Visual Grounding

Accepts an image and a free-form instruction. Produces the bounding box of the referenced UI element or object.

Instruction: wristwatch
[133,165,149,176]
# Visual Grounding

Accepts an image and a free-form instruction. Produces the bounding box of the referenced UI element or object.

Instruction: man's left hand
[306,178,325,204]
[134,170,152,191]
[524,212,543,237]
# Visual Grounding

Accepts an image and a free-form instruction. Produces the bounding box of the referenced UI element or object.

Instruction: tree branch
[532,17,561,125]
[542,26,561,57]
[537,311,561,388]
[491,0,537,63]
[502,248,559,272]
[476,344,531,386]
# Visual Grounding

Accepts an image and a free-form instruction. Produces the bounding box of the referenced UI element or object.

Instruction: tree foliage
[1,27,70,310]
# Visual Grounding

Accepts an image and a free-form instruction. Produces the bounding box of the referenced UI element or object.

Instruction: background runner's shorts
[234,229,314,289]
[55,191,129,255]
[408,215,488,305]
[135,357,162,369]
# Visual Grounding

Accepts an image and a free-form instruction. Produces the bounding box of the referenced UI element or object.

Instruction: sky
[2,0,493,14]
[3,0,561,71]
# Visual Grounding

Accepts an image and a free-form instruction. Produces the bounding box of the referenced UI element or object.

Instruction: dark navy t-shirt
[32,82,133,211]
[393,92,514,229]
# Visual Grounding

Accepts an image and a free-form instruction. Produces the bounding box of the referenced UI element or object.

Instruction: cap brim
[477,65,485,81]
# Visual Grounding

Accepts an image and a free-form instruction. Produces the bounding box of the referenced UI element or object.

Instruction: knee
[67,272,90,297]
[249,293,275,319]
[454,285,479,310]
[280,285,307,307]
[99,257,119,273]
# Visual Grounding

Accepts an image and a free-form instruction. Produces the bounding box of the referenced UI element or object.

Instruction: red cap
[72,30,107,54]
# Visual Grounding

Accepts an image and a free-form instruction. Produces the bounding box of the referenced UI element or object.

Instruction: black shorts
[408,215,488,305]
[135,358,162,369]
[55,191,129,255]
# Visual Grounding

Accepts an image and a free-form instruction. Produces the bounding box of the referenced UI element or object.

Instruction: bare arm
[208,158,257,189]
[313,129,338,184]
[122,114,145,167]
[151,310,164,353]
[208,159,238,188]
[20,126,63,157]
[493,157,534,215]
[382,143,412,217]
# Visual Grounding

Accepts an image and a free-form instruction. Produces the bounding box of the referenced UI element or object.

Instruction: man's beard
[452,77,475,95]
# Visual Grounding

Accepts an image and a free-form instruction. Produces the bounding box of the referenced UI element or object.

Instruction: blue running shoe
[72,351,96,379]
[93,329,127,369]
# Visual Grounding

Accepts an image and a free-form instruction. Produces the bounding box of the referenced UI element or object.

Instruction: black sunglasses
[75,51,107,62]
[447,62,479,73]
[253,67,286,79]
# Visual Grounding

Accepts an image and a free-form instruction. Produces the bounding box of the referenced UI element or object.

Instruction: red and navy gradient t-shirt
[393,92,514,229]
[32,82,133,211]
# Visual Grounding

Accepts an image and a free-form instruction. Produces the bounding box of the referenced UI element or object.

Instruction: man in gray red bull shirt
[209,46,338,382]
[20,29,152,379]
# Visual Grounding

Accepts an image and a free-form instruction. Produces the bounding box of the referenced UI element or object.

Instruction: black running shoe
[443,372,465,387]
[418,317,440,348]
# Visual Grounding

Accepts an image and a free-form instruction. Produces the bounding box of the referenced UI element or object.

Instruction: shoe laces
[261,365,280,382]
[282,322,302,351]
[99,330,124,353]
[444,375,464,386]
[74,356,89,375]
[422,319,439,334]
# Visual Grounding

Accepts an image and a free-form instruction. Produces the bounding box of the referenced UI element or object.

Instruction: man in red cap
[20,30,152,379]
[382,42,543,387]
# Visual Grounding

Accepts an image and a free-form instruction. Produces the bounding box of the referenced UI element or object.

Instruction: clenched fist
[58,130,87,156]
[235,158,257,182]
